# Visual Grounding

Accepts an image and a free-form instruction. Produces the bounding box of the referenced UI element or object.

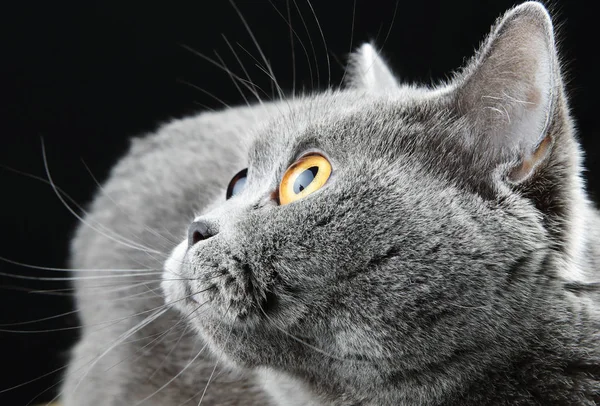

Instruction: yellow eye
[279,154,332,205]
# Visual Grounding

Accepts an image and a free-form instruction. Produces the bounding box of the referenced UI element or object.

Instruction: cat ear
[346,43,398,91]
[453,2,559,182]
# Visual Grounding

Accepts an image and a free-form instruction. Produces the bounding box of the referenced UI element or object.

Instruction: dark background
[1,0,597,404]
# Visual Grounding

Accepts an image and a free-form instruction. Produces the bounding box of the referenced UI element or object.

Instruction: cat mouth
[167,242,286,325]
[180,265,282,326]
[185,283,215,306]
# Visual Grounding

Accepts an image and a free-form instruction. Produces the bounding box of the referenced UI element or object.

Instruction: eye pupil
[293,166,318,194]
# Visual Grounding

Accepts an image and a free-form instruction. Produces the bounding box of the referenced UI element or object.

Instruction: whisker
[305,0,330,88]
[0,279,162,301]
[31,307,171,406]
[103,311,192,375]
[268,0,315,91]
[0,270,165,282]
[232,42,293,120]
[292,0,319,88]
[230,43,279,103]
[0,279,165,300]
[0,289,196,333]
[0,359,73,396]
[380,0,399,49]
[363,1,399,88]
[259,306,361,363]
[220,35,262,105]
[178,78,232,109]
[339,0,357,86]
[0,254,157,273]
[192,101,216,111]
[80,159,179,249]
[27,279,162,294]
[0,308,80,327]
[69,307,171,398]
[198,306,233,405]
[133,302,210,405]
[285,0,296,97]
[146,321,191,382]
[40,138,164,256]
[227,0,285,100]
[0,162,169,258]
[214,50,251,108]
[180,44,267,105]
[3,284,211,402]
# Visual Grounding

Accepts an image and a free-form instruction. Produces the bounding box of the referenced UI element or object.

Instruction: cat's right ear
[450,2,561,183]
[345,43,399,92]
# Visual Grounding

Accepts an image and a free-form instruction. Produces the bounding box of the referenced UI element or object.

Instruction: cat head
[163,2,585,400]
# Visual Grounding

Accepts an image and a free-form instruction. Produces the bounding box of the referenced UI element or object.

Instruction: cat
[60,2,600,405]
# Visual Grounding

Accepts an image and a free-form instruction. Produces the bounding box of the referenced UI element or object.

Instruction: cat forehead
[248,86,453,164]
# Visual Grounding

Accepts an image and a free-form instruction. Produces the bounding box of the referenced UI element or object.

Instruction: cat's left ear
[452,2,561,182]
[346,43,399,92]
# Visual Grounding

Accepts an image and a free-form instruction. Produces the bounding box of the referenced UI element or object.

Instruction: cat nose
[187,221,217,246]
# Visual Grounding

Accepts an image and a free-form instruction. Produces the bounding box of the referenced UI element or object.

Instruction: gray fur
[62,2,599,405]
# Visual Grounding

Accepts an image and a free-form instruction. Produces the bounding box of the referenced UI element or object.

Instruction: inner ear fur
[453,2,560,183]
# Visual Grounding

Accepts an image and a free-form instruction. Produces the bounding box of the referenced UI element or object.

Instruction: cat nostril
[187,221,215,246]
[191,231,203,245]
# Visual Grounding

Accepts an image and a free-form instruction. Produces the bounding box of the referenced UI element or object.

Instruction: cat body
[62,3,600,405]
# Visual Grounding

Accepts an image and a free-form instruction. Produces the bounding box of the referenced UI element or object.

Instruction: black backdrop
[1,1,597,404]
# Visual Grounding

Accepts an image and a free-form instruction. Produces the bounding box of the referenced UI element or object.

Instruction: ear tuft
[346,43,398,92]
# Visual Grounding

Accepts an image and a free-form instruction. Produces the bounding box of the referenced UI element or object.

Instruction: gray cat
[61,2,600,405]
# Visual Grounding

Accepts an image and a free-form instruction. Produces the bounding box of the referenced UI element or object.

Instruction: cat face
[163,2,581,395]
[164,90,545,367]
